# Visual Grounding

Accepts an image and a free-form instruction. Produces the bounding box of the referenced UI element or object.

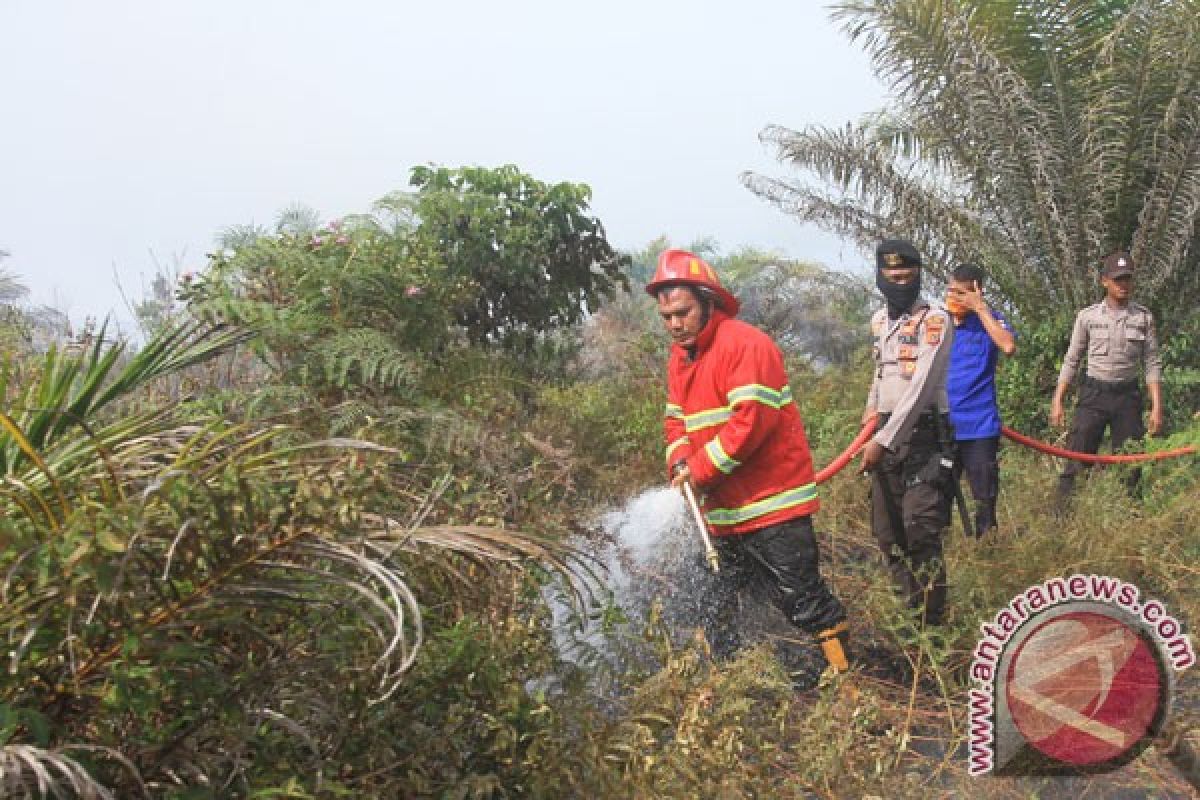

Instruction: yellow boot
[816,621,861,701]
[815,621,850,673]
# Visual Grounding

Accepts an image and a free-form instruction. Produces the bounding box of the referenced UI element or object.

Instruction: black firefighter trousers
[871,428,952,625]
[702,516,845,658]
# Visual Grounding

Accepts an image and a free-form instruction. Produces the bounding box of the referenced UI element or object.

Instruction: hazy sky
[1,1,887,329]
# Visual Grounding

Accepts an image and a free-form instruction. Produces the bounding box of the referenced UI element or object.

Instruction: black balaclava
[875,238,923,319]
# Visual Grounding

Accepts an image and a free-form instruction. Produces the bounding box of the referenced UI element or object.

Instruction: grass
[517,349,1199,798]
[637,438,1200,798]
[2,307,1194,797]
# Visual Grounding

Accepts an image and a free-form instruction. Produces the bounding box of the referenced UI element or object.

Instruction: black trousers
[871,426,951,625]
[1058,378,1144,496]
[954,436,999,537]
[702,516,845,657]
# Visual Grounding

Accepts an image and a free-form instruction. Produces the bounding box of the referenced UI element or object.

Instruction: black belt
[1083,375,1139,392]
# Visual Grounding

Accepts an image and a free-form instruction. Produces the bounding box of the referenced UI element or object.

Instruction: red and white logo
[1005,612,1162,767]
[968,576,1192,776]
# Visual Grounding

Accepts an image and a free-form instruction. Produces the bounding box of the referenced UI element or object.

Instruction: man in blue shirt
[945,264,1016,537]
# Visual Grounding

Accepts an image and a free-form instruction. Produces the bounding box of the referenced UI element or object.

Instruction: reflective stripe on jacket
[663,309,819,535]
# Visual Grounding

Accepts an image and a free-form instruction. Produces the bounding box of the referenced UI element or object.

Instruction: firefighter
[1050,251,1163,503]
[860,239,955,626]
[648,248,850,677]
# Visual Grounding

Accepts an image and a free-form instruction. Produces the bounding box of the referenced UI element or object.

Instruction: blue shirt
[947,310,1014,440]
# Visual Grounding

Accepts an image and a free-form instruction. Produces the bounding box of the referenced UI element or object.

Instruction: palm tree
[0,320,588,795]
[0,259,70,353]
[0,254,27,305]
[743,0,1200,324]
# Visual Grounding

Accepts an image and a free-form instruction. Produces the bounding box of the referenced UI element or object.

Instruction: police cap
[1101,251,1134,279]
[876,238,922,270]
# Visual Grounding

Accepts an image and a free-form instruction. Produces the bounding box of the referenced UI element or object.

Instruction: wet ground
[543,487,1200,798]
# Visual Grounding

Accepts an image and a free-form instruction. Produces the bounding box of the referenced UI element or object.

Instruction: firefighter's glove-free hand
[671,462,692,491]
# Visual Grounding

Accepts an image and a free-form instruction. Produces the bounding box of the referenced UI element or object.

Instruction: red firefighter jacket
[664,309,819,536]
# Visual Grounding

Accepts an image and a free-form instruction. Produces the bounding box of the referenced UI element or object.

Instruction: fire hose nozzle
[681,481,720,574]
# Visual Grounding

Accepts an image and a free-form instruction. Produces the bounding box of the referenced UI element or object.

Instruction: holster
[908,451,954,492]
[930,412,958,493]
[884,410,956,492]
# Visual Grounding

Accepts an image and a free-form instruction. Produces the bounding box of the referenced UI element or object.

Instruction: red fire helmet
[644,249,740,315]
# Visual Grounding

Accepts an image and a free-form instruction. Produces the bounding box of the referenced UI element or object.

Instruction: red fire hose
[813,418,1195,483]
[815,417,878,484]
[1000,426,1196,464]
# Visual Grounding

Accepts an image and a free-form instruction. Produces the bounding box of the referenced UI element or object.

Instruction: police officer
[1050,251,1163,501]
[860,239,955,626]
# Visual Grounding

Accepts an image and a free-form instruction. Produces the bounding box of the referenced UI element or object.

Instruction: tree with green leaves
[743,0,1200,323]
[194,206,444,396]
[196,165,630,395]
[408,164,630,346]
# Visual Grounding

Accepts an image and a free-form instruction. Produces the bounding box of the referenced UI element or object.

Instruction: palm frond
[0,321,252,475]
[742,123,1004,285]
[0,266,30,306]
[274,204,322,237]
[3,415,588,762]
[755,0,1200,320]
[370,190,421,234]
[366,518,601,617]
[1126,7,1200,303]
[1133,92,1200,299]
[1,429,414,701]
[1087,0,1168,242]
[0,744,121,800]
[836,0,1100,303]
[213,223,267,251]
[731,259,874,363]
